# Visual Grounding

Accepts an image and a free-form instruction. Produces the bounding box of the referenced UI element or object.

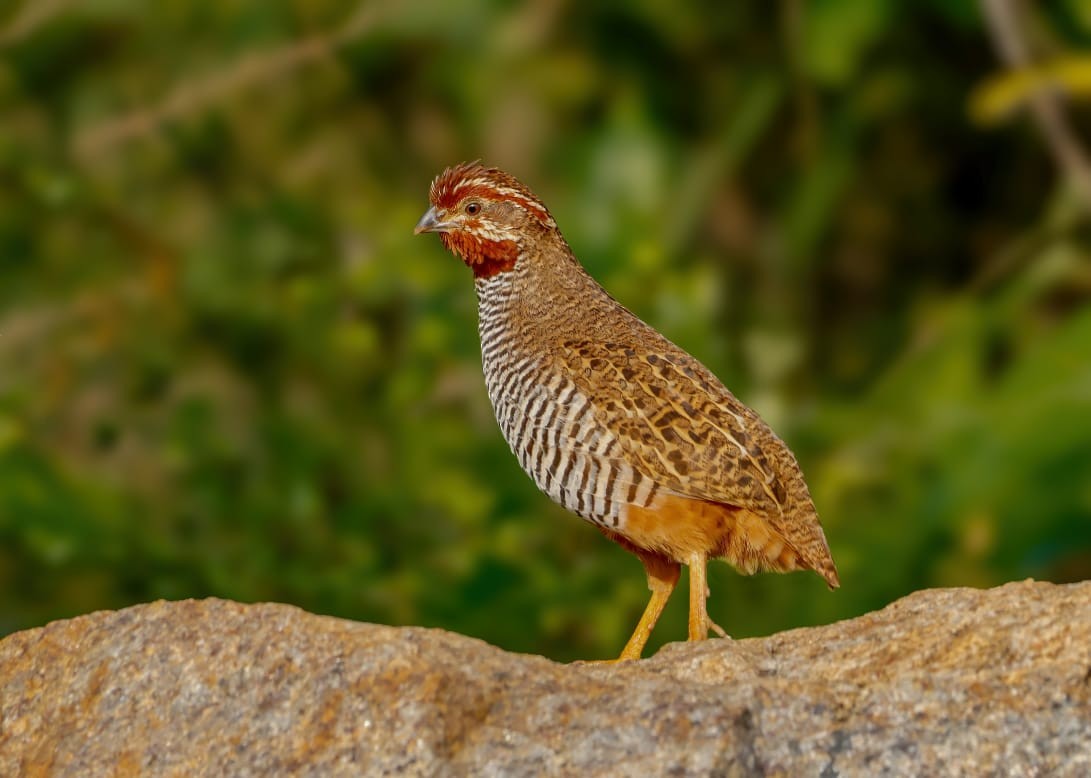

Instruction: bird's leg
[686,551,727,640]
[617,554,680,661]
[687,552,709,640]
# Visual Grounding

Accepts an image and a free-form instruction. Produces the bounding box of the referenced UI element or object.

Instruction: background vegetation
[1,0,1089,661]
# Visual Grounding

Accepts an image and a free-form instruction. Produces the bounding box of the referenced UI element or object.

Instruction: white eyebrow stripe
[489,189,555,226]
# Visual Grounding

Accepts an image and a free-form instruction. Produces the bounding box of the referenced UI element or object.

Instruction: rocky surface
[1,580,1089,776]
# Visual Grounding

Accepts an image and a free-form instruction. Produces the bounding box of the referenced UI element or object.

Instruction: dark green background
[2,0,1089,661]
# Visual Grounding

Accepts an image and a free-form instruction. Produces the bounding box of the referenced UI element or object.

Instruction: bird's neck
[474,238,619,351]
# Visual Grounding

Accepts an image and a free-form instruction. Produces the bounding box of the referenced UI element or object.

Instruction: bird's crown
[429,161,556,229]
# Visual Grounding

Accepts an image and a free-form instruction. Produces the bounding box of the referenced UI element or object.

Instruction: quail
[415,162,838,660]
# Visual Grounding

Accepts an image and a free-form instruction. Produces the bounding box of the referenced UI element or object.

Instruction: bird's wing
[559,338,792,519]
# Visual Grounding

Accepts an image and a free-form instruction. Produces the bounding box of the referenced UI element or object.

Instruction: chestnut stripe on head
[430,162,556,228]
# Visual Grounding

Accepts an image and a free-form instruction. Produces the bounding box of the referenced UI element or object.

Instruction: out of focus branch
[71,3,380,162]
[0,0,74,47]
[979,0,1091,212]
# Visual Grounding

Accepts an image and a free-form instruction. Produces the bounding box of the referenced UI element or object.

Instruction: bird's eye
[465,202,481,215]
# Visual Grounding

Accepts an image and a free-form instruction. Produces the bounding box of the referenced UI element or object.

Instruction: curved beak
[414,206,454,235]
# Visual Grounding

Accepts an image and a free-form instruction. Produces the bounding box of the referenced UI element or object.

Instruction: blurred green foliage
[1,0,1089,661]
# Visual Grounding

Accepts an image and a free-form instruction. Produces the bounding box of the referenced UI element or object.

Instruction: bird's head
[414,162,557,278]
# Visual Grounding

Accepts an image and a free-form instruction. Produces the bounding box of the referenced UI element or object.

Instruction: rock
[1,581,1088,776]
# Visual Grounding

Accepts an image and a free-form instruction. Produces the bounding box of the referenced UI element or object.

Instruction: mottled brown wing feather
[559,337,838,585]
[560,339,786,508]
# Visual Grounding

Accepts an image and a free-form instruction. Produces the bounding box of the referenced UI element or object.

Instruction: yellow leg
[687,552,708,640]
[617,555,680,661]
[687,552,728,641]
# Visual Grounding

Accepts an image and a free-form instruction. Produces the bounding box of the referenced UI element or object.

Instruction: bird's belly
[485,369,657,530]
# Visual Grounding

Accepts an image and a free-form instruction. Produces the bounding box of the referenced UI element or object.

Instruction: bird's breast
[475,277,657,530]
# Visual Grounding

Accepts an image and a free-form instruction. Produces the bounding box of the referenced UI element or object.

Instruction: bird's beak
[414,206,454,235]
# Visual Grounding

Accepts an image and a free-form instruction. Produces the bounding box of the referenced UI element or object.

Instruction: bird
[415,161,838,660]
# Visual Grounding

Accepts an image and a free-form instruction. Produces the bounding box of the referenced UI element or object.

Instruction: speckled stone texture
[1,580,1088,777]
